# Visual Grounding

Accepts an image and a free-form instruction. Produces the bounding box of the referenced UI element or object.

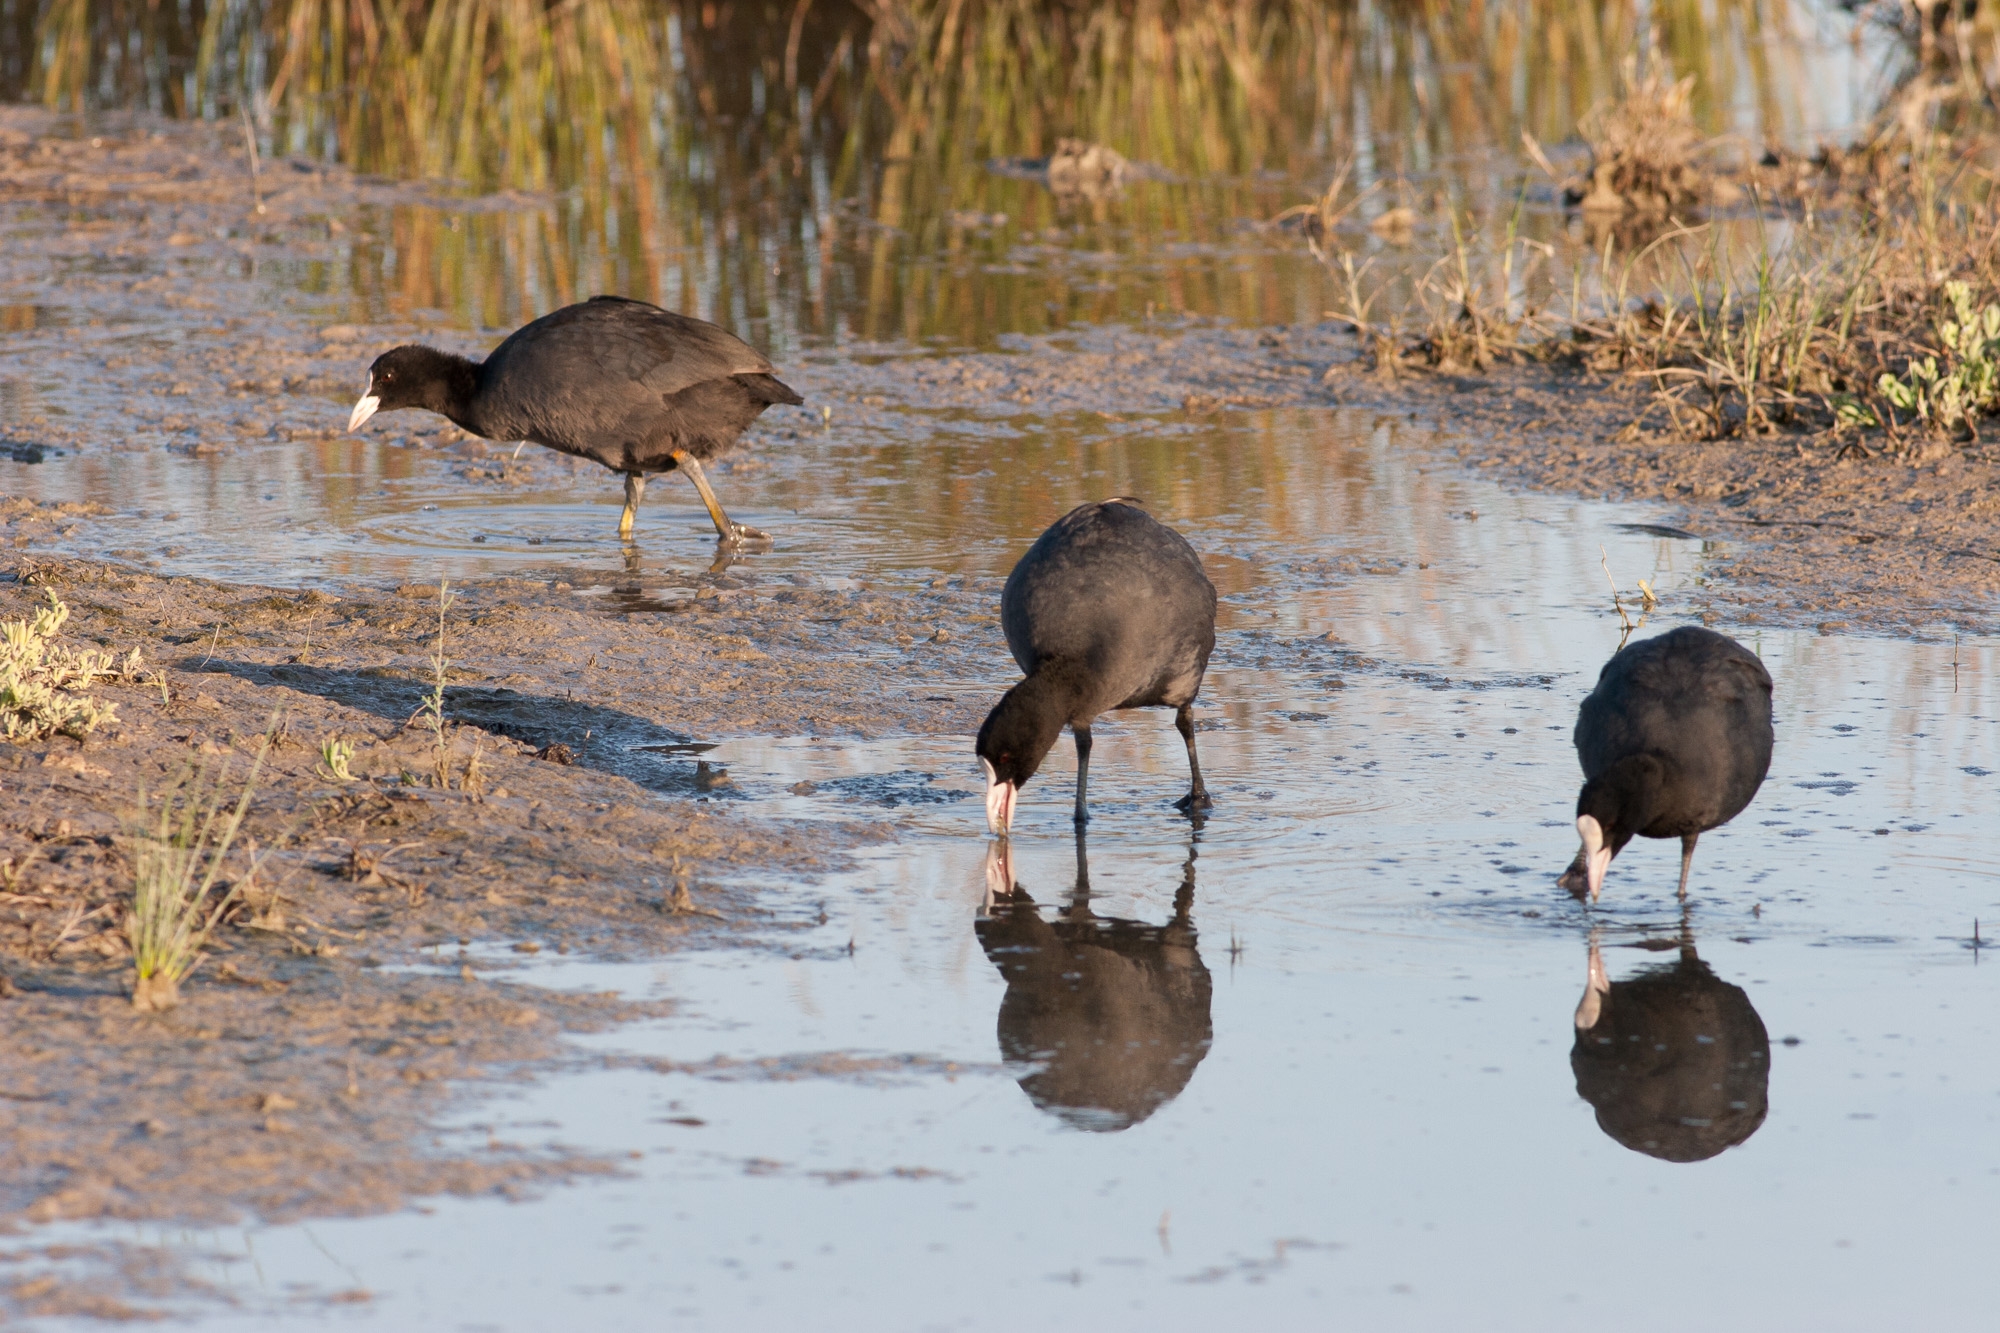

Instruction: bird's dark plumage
[1560,626,1774,901]
[1572,940,1770,1162]
[976,499,1217,832]
[348,296,802,542]
[977,838,1211,1131]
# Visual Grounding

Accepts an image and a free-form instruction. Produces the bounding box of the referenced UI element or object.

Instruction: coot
[346,296,803,543]
[1559,626,1774,901]
[977,499,1217,835]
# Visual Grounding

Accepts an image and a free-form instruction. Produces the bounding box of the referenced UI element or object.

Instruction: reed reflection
[1571,925,1770,1162]
[977,835,1211,1133]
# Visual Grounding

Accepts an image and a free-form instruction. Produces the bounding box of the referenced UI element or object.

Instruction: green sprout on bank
[1879,281,2000,434]
[1,590,143,742]
[318,736,355,782]
[128,737,270,1012]
[414,580,457,789]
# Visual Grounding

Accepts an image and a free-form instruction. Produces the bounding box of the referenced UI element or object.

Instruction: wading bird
[346,296,802,544]
[1559,626,1774,901]
[977,498,1216,835]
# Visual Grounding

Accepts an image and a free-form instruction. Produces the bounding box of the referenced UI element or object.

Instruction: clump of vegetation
[0,590,144,742]
[1566,56,1731,220]
[1877,281,2000,436]
[418,581,453,787]
[1311,57,2000,457]
[409,580,481,791]
[317,735,356,782]
[127,740,269,1012]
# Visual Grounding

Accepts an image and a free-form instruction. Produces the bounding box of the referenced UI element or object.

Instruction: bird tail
[733,372,805,407]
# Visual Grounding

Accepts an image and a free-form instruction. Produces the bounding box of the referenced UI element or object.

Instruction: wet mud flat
[1,103,1996,633]
[832,341,2000,634]
[0,550,1021,1317]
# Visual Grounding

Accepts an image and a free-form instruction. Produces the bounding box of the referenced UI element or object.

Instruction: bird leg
[1072,724,1092,826]
[618,472,646,541]
[669,449,769,545]
[1677,832,1699,900]
[1172,704,1213,812]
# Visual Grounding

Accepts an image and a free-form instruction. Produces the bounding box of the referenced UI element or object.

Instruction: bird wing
[475,298,776,445]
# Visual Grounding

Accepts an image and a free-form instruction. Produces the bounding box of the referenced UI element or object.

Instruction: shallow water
[5,10,1994,1326]
[32,397,2000,1328]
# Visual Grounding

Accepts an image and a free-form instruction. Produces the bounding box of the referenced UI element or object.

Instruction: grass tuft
[127,736,270,1012]
[417,580,455,788]
[318,735,356,782]
[1565,54,1731,222]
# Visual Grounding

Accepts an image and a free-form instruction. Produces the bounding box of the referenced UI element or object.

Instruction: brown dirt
[0,554,960,1259]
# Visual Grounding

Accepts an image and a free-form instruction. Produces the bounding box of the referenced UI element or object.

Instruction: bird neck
[426,354,484,433]
[1015,659,1096,729]
[1581,753,1668,848]
[978,662,1092,785]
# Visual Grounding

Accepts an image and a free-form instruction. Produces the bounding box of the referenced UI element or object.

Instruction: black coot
[976,498,1216,834]
[346,296,803,543]
[1558,626,1774,901]
[976,836,1212,1132]
[1571,933,1770,1162]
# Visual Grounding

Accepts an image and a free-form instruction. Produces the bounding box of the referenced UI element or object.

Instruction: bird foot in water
[1556,856,1591,899]
[1173,791,1213,813]
[718,524,773,547]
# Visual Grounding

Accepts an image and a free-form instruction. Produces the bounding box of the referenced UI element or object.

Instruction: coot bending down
[346,296,803,544]
[1558,626,1774,901]
[977,499,1217,835]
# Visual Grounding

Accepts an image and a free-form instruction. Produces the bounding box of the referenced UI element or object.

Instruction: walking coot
[1558,626,1774,901]
[976,499,1216,835]
[346,296,802,543]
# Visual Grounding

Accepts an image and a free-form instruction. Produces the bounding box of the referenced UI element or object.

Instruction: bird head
[1563,756,1662,900]
[349,345,474,432]
[975,679,1068,838]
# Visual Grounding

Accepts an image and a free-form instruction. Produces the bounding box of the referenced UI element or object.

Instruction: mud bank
[0,553,988,1278]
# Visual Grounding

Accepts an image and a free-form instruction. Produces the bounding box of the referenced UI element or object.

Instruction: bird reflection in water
[977,835,1213,1132]
[1571,924,1771,1162]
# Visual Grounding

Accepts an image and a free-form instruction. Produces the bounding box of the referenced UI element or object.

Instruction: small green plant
[317,736,356,782]
[127,740,269,1012]
[414,580,456,788]
[0,590,143,741]
[1877,282,2000,435]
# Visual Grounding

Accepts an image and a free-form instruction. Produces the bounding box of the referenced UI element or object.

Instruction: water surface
[35,402,1999,1330]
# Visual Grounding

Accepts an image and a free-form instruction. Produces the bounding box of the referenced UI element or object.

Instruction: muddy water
[32,401,1999,1329]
